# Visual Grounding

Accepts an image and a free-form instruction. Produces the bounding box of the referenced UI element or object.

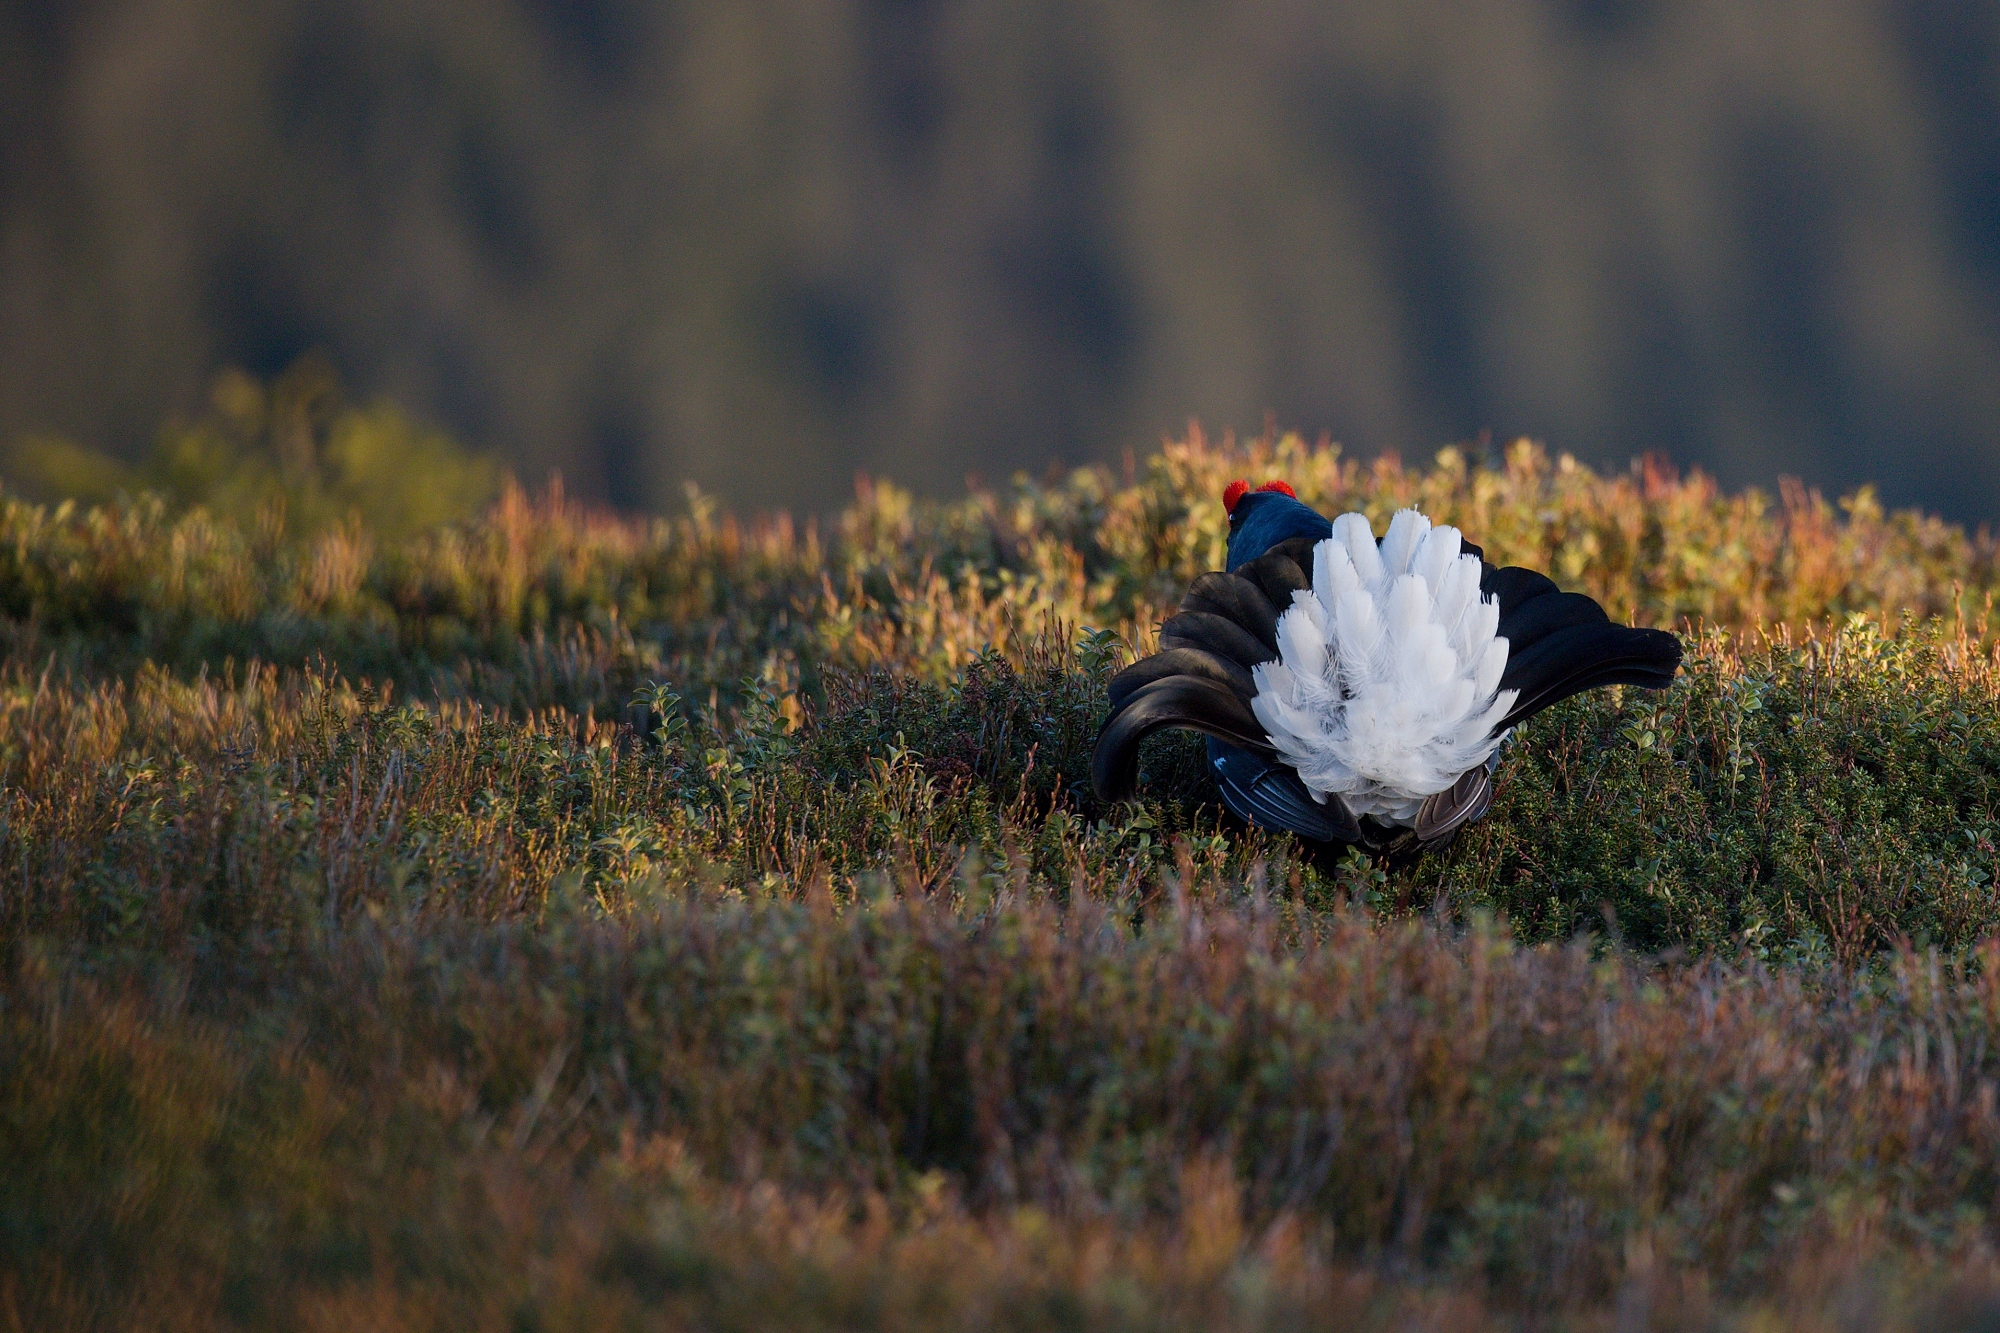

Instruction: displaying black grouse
[1092,479,1683,854]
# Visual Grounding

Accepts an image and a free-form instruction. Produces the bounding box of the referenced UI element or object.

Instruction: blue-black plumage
[1224,486,1331,572]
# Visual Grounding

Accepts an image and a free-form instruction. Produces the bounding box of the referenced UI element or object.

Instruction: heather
[9,428,2000,1329]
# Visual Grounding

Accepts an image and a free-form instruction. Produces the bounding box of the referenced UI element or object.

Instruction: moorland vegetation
[8,395,2000,1329]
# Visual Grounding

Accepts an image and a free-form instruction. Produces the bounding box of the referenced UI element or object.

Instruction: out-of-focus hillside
[2,1,1997,519]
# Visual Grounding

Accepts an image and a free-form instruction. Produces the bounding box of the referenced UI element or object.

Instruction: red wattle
[1257,480,1297,499]
[1221,479,1250,514]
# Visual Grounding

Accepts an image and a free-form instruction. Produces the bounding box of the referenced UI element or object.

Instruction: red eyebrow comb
[1223,478,1296,515]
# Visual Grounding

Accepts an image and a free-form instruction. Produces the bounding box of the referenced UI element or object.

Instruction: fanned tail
[1095,501,1685,850]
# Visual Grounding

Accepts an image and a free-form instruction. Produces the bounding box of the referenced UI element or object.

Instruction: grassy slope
[8,433,2000,1328]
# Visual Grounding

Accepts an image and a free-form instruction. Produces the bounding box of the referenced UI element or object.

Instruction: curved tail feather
[1107,647,1257,712]
[1233,549,1312,607]
[1483,563,1682,727]
[1179,572,1283,652]
[1093,676,1276,803]
[1493,588,1613,653]
[1481,564,1562,617]
[1498,622,1682,728]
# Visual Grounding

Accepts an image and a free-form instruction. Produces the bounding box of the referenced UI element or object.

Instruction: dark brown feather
[1234,550,1312,610]
[1107,647,1256,714]
[1264,536,1322,575]
[1179,572,1281,653]
[1413,767,1494,847]
[1158,610,1278,671]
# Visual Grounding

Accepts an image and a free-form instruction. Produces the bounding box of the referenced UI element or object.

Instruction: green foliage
[1,355,502,540]
[1436,618,2000,961]
[9,431,2000,1327]
[0,426,1993,703]
[6,612,1999,967]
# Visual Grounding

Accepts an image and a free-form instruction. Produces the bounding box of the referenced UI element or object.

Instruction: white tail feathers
[1250,507,1518,824]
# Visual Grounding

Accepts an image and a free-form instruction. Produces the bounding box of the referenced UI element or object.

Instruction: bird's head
[1222,477,1295,521]
[1222,478,1330,571]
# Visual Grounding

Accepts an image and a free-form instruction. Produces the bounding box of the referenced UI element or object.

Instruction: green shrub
[1437,617,2000,959]
[0,355,501,540]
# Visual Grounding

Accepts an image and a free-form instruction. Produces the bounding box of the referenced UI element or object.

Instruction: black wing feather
[1158,611,1278,671]
[1209,739,1363,843]
[1179,573,1281,654]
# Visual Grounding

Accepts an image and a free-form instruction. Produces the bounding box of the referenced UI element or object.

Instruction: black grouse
[1092,478,1684,854]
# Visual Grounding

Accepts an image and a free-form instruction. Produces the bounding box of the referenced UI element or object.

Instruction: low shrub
[7,419,2000,1328]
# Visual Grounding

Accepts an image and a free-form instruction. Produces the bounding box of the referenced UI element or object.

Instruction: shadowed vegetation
[8,422,2000,1328]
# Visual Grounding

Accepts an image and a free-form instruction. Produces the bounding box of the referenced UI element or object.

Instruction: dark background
[3,0,1997,520]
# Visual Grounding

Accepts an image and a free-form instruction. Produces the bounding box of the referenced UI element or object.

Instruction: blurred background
[1,0,1997,522]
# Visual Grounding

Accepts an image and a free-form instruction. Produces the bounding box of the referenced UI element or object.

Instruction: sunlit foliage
[0,356,501,539]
